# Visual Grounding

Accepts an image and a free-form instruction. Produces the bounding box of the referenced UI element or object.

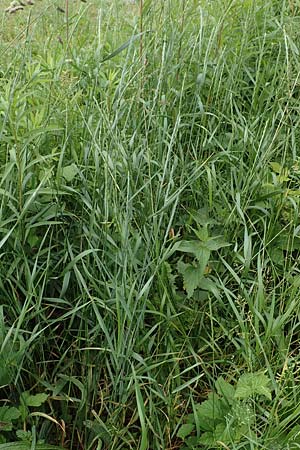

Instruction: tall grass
[1,0,300,449]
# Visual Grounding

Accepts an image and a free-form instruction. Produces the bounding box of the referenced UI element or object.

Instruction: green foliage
[175,224,229,297]
[61,163,79,183]
[234,372,272,400]
[19,392,48,422]
[177,373,272,449]
[0,389,49,445]
[0,444,64,450]
[0,408,21,432]
[1,0,300,448]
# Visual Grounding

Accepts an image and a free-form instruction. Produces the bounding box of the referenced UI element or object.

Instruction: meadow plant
[0,0,300,448]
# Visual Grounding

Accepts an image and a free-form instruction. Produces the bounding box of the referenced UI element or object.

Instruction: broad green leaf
[184,436,199,447]
[198,278,220,298]
[269,247,284,266]
[215,422,229,442]
[204,236,230,251]
[0,416,16,432]
[61,163,78,182]
[291,275,300,288]
[177,423,195,440]
[188,207,215,226]
[16,430,32,442]
[269,162,283,173]
[0,407,21,422]
[177,238,229,260]
[234,372,272,400]
[176,240,210,261]
[215,377,235,404]
[194,226,209,242]
[198,431,215,445]
[20,392,48,407]
[276,234,300,251]
[195,393,224,431]
[177,261,207,298]
[24,126,64,143]
[0,407,21,431]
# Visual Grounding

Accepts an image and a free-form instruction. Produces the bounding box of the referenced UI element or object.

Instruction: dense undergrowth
[1,0,300,448]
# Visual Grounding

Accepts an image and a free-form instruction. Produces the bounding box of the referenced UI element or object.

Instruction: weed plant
[1,0,300,448]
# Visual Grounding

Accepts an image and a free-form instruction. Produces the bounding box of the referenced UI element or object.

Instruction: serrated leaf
[198,431,215,445]
[184,436,199,448]
[188,207,215,226]
[177,423,195,440]
[176,240,211,261]
[215,377,235,404]
[177,261,206,298]
[215,422,229,441]
[234,372,272,400]
[61,163,78,182]
[195,393,224,431]
[20,392,48,407]
[177,237,229,261]
[16,430,32,442]
[194,226,209,242]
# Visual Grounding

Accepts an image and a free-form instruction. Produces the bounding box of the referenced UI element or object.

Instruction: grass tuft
[1,0,300,449]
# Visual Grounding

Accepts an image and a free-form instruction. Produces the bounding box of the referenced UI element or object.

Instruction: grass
[1,0,300,448]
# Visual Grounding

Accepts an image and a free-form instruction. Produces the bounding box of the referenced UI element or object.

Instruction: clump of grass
[1,0,300,449]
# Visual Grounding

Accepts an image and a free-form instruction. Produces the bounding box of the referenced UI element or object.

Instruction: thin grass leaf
[101,31,150,62]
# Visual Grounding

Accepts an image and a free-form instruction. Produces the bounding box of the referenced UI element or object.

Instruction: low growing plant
[177,370,300,449]
[177,371,273,449]
[0,391,64,449]
[170,210,230,299]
